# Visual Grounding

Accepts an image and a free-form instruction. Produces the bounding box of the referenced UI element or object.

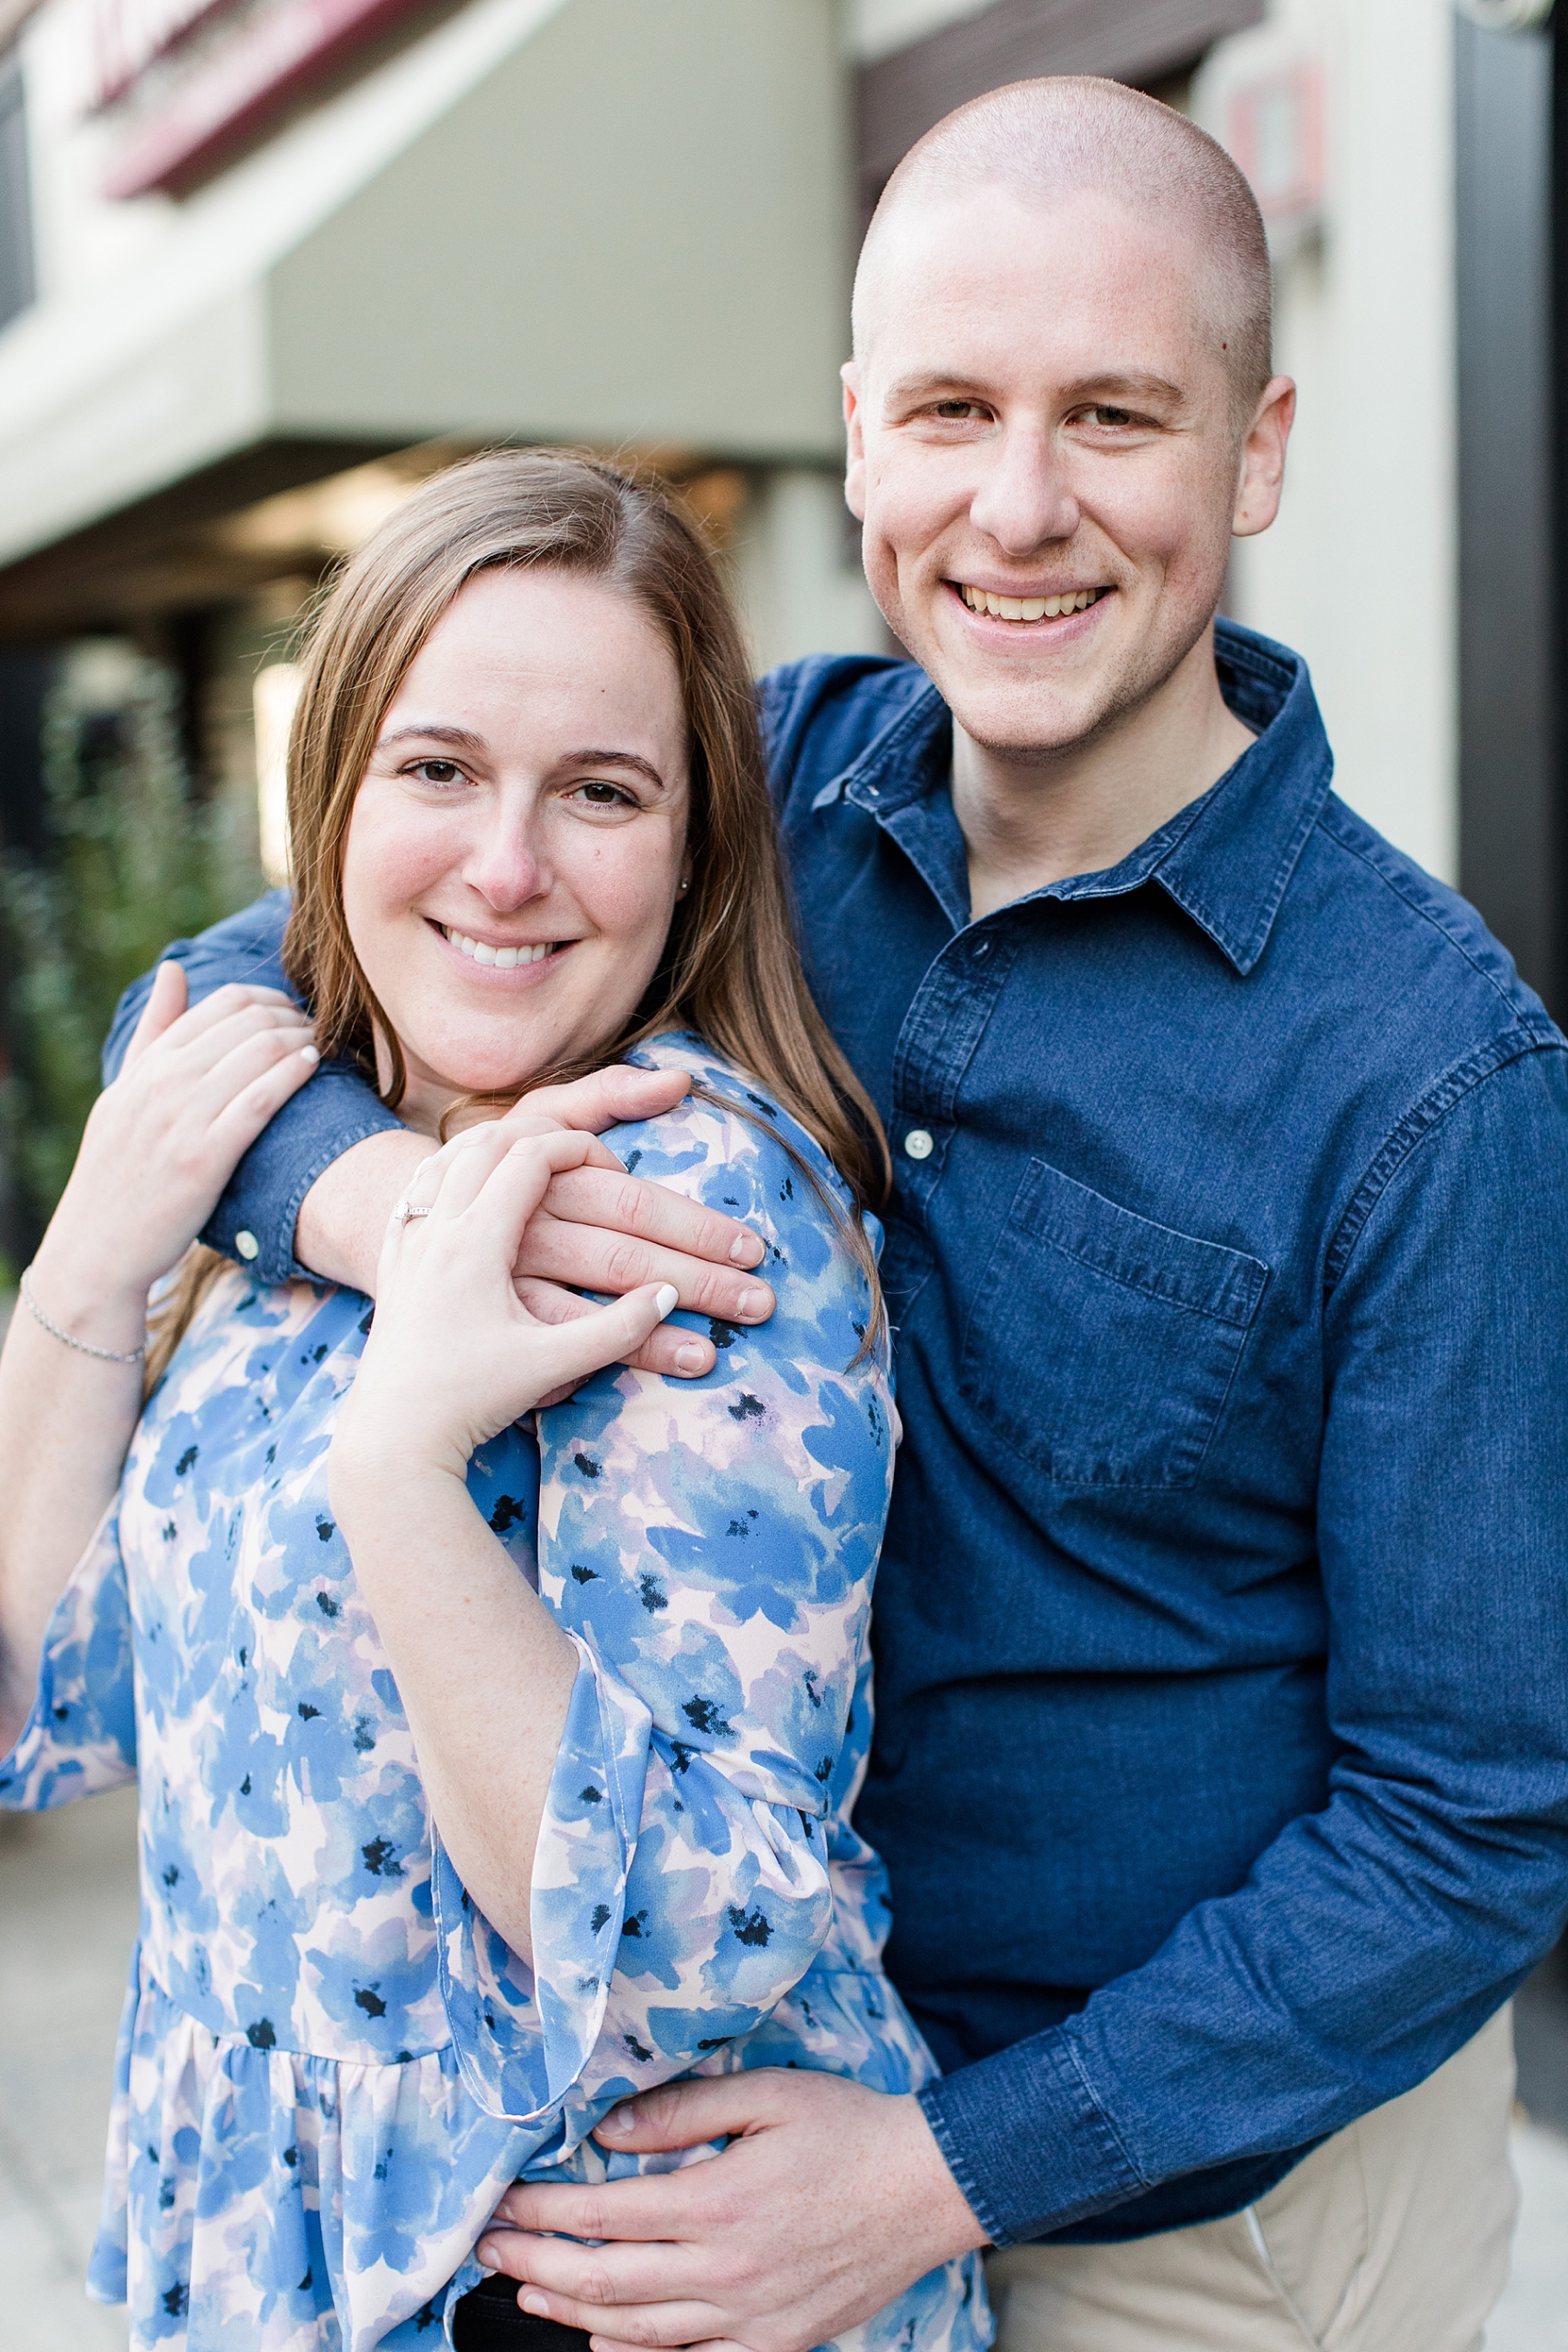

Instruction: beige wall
[1200,0,1458,883]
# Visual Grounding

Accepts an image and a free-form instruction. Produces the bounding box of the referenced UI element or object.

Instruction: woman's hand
[333,1122,679,1496]
[29,962,320,1346]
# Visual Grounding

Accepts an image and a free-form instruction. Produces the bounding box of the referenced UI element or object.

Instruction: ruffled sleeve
[0,1503,136,1809]
[434,1056,897,2126]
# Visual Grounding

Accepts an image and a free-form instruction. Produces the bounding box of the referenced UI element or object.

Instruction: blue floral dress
[0,1037,991,2352]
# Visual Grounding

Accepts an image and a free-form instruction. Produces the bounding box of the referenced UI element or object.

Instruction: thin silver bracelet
[18,1266,146,1364]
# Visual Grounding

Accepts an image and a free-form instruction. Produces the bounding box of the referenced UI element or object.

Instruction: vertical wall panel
[0,49,34,333]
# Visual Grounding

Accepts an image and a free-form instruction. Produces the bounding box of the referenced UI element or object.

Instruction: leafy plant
[0,650,263,1247]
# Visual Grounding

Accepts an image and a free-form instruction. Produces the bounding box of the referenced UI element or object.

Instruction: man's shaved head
[853,76,1271,421]
[839,71,1293,780]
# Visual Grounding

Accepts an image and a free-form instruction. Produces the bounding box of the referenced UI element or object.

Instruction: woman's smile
[434,922,566,971]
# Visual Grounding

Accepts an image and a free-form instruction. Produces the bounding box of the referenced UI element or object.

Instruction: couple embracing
[3,75,1565,2352]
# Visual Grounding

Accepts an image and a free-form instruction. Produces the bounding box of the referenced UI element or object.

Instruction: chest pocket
[957,1158,1269,1489]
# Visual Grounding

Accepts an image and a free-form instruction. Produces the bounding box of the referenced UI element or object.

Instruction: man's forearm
[294,1129,434,1291]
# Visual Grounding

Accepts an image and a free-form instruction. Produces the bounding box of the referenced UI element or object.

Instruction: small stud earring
[678,876,691,894]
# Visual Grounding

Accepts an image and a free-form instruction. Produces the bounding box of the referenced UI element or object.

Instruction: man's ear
[1233,375,1296,540]
[842,361,867,522]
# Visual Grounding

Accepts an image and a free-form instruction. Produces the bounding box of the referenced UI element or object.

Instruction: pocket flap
[1012,1159,1269,1331]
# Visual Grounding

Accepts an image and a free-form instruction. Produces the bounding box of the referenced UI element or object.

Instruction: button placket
[889,926,1017,1208]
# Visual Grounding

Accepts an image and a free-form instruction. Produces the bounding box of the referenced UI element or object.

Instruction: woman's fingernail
[654,1283,679,1317]
[674,1343,707,1375]
[523,2297,550,2318]
[737,1287,768,1317]
[299,1045,321,1065]
[729,1234,762,1264]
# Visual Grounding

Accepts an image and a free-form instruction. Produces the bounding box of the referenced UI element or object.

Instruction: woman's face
[342,566,691,1131]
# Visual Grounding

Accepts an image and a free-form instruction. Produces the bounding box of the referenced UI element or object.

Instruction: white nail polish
[655,1284,679,1317]
[299,1046,321,1064]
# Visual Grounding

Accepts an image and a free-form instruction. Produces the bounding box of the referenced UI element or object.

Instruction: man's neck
[953,627,1257,920]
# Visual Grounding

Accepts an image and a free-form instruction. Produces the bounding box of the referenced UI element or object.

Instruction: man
[107,79,1568,2351]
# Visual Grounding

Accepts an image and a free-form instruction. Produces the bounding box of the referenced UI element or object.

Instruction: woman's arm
[0,967,319,1746]
[525,1080,893,2100]
[329,1121,679,1962]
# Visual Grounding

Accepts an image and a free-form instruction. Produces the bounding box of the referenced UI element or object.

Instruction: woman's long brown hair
[149,451,888,1385]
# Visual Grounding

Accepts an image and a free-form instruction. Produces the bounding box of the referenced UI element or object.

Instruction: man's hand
[475,2071,989,2352]
[294,1065,775,1381]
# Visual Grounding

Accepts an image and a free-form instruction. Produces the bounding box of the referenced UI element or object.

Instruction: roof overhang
[0,0,850,593]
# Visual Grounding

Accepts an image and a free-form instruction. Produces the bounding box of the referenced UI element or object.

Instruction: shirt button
[903,1129,935,1160]
[235,1230,260,1261]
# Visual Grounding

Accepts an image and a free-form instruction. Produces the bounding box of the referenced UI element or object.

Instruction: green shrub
[0,650,262,1245]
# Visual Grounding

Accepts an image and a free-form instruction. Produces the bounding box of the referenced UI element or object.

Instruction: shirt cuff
[919,2024,1148,2246]
[201,1107,404,1285]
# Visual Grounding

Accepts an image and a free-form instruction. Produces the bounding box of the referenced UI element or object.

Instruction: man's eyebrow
[885,368,1189,407]
[1062,371,1188,406]
[884,370,985,403]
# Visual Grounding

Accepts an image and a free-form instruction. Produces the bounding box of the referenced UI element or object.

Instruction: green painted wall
[268,0,851,462]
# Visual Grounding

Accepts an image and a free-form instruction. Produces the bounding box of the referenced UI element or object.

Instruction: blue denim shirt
[106,621,1568,2247]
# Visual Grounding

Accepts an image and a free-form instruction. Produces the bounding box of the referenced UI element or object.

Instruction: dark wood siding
[858,0,1266,207]
[1454,12,1563,1016]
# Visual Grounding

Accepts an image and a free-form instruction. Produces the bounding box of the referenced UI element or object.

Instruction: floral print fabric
[0,1036,990,2352]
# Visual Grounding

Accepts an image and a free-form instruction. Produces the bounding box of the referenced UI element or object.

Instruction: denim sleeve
[919,1037,1568,2244]
[100,889,402,1286]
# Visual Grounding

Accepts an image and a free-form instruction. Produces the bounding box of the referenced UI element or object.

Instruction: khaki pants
[985,2007,1517,2352]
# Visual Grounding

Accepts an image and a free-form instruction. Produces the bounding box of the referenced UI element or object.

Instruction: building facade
[0,0,1559,1011]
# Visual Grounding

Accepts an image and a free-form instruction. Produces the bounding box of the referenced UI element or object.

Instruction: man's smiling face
[844,183,1251,761]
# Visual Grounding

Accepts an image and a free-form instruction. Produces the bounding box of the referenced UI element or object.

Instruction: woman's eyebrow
[563,749,667,788]
[378,722,488,752]
[378,728,664,788]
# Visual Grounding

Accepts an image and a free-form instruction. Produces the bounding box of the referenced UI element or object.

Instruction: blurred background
[0,0,1564,2342]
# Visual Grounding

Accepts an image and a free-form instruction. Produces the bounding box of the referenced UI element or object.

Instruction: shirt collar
[818,620,1334,975]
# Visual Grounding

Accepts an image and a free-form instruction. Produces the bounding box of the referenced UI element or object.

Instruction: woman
[0,454,990,2352]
